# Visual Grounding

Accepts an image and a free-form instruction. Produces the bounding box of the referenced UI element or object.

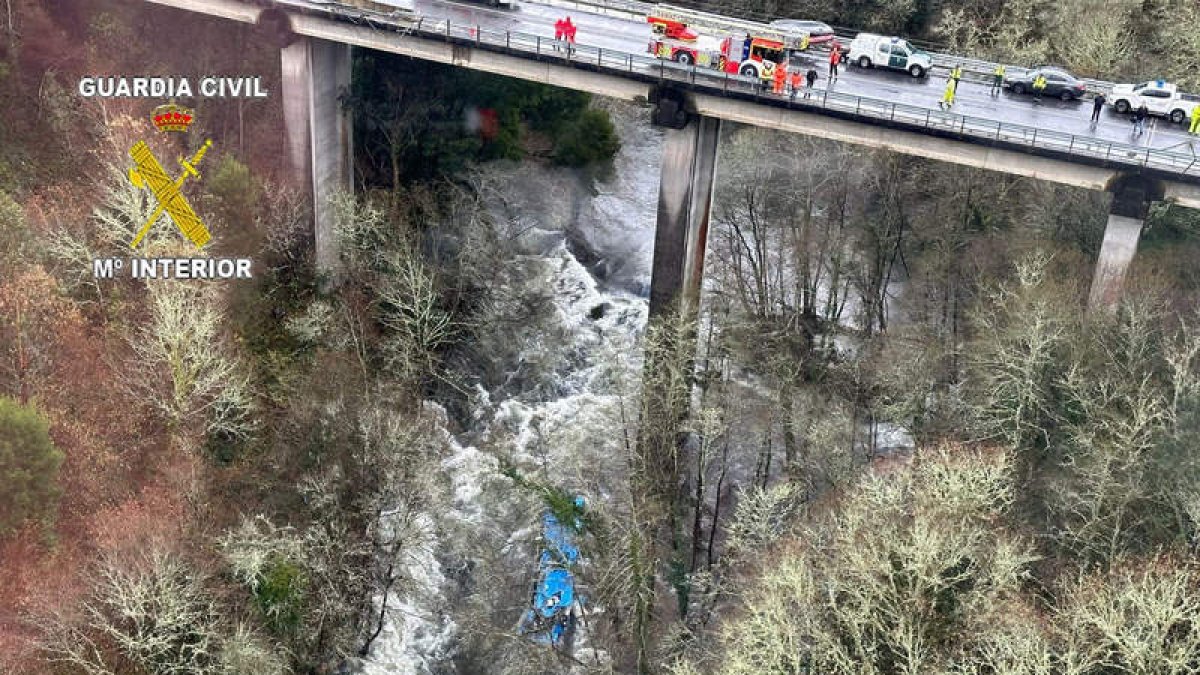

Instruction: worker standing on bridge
[773,61,787,95]
[790,69,802,99]
[939,74,956,110]
[1190,103,1200,135]
[991,64,1005,95]
[564,17,576,51]
[1133,102,1149,137]
[1032,73,1047,103]
[554,17,564,42]
[950,64,963,90]
[805,68,818,97]
[829,46,841,81]
[1091,92,1106,123]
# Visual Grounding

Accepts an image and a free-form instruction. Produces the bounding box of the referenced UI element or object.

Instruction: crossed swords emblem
[127,139,214,249]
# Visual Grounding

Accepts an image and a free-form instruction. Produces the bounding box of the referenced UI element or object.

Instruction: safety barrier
[283,1,1200,180]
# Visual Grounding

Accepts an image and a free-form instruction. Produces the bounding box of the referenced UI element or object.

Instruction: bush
[553,107,620,167]
[255,557,305,635]
[0,190,29,274]
[206,154,262,229]
[0,397,63,534]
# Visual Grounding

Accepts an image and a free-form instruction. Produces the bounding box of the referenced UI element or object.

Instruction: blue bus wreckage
[517,498,587,649]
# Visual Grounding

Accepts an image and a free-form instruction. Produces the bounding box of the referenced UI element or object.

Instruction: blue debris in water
[517,497,586,649]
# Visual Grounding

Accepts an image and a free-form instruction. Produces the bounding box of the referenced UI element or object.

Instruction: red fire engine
[648,30,790,80]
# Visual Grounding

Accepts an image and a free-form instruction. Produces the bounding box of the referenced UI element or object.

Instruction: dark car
[1004,67,1087,101]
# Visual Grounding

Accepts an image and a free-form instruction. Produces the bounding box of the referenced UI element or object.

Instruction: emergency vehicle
[648,31,790,79]
[646,6,802,80]
[847,34,931,78]
[1108,80,1200,125]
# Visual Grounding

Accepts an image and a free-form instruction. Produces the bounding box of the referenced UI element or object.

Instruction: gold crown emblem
[152,101,194,133]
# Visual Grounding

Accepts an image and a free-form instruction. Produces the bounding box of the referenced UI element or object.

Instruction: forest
[1,0,1200,674]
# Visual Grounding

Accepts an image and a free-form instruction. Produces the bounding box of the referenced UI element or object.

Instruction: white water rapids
[358,101,660,674]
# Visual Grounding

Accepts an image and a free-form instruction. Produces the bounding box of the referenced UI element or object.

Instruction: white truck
[1108,80,1199,125]
[848,34,931,78]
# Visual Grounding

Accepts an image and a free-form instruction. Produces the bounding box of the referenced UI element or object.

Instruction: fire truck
[646,5,806,80]
[648,33,792,80]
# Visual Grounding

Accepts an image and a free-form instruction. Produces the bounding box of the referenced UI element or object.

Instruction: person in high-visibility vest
[939,76,956,110]
[829,46,841,80]
[1190,104,1200,135]
[790,70,802,99]
[1032,74,1047,103]
[991,64,1005,95]
[950,64,963,90]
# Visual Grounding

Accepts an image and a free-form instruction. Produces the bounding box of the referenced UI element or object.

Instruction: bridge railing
[316,6,1200,179]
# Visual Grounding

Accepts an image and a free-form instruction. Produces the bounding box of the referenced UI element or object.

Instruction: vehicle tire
[908,64,924,78]
[1011,82,1025,95]
[1114,99,1130,114]
[1170,109,1186,124]
[675,51,693,66]
[858,56,872,69]
[1060,90,1073,101]
[740,64,757,77]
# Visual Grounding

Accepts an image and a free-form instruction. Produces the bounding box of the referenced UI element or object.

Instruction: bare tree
[124,281,256,445]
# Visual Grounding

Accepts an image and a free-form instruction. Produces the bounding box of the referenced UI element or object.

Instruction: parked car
[1004,67,1086,100]
[1108,80,1199,124]
[847,34,930,78]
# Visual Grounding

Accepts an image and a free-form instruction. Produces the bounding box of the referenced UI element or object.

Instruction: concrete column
[1087,214,1143,310]
[648,115,721,318]
[1087,176,1161,311]
[281,36,353,274]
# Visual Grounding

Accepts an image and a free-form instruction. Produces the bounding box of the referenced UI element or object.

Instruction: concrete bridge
[146,0,1200,311]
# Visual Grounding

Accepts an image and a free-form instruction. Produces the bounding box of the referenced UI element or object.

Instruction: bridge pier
[281,36,353,275]
[648,104,721,317]
[1087,175,1163,311]
[638,95,722,566]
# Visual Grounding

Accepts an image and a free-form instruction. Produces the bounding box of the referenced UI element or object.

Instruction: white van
[848,34,930,78]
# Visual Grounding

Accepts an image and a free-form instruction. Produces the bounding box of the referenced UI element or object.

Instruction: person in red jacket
[773,62,787,94]
[829,44,841,81]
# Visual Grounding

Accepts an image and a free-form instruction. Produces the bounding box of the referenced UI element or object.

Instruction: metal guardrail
[284,2,1200,180]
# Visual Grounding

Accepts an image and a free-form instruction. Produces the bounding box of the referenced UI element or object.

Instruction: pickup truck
[1108,80,1199,125]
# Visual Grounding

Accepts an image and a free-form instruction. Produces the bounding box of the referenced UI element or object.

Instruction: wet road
[410,0,1200,153]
